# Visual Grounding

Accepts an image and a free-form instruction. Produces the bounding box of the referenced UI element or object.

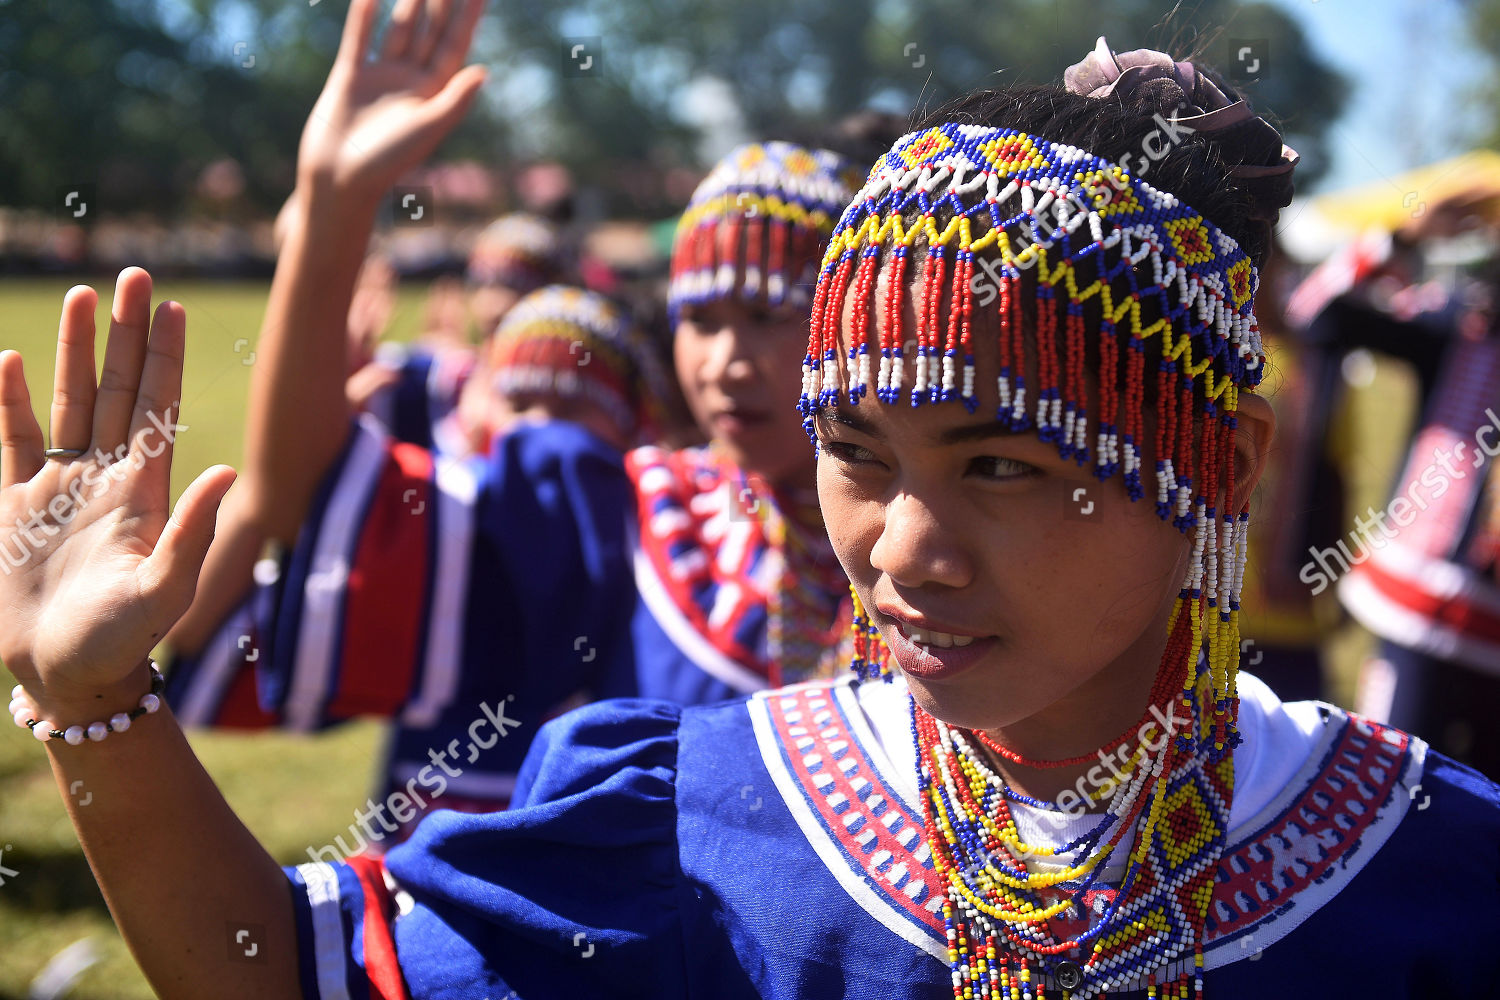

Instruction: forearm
[244,178,376,543]
[37,663,301,999]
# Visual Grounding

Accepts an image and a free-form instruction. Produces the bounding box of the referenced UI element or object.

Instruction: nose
[868,488,973,591]
[702,322,758,386]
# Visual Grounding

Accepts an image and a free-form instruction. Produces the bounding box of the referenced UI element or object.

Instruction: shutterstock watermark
[975,700,1190,847]
[1299,407,1500,596]
[0,406,186,576]
[304,697,522,864]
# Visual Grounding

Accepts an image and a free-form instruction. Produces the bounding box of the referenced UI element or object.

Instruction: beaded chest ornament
[489,284,671,445]
[799,123,1265,998]
[668,141,866,322]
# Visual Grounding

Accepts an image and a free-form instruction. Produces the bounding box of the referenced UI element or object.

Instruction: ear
[1230,391,1275,514]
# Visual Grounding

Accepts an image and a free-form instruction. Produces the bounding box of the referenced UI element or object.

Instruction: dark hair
[913,80,1279,269]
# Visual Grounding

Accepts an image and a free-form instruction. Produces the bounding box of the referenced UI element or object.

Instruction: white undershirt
[854,670,1325,876]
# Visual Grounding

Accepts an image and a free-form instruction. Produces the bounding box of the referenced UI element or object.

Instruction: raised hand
[298,0,488,202]
[0,269,234,709]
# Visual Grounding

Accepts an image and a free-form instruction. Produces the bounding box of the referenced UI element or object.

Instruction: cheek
[1028,502,1188,641]
[673,337,707,407]
[816,459,879,583]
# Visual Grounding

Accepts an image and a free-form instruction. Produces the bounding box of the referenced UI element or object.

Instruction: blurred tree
[1473,0,1500,149]
[0,0,506,216]
[481,0,1345,189]
[0,0,1344,217]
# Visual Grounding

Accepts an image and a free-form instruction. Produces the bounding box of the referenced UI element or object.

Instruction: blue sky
[1266,0,1492,195]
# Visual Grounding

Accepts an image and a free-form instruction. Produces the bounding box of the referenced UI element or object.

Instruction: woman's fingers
[380,0,424,62]
[143,465,237,616]
[126,301,187,494]
[428,0,486,78]
[335,0,381,70]
[413,63,487,147]
[0,351,45,489]
[49,285,98,454]
[93,268,155,459]
[411,0,455,69]
[137,464,237,615]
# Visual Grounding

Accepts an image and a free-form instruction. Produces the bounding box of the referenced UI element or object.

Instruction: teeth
[907,628,975,649]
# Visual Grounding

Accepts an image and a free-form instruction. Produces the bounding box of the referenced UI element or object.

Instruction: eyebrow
[818,404,1022,445]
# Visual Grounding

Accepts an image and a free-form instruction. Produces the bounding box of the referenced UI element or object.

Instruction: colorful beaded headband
[668,141,864,321]
[490,284,668,441]
[467,213,563,293]
[804,123,1265,755]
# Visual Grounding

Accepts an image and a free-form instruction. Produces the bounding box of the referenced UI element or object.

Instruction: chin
[905,681,1006,732]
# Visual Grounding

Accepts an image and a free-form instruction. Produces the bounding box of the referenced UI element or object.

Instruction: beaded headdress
[798,80,1294,994]
[467,213,563,293]
[490,284,668,442]
[668,141,864,322]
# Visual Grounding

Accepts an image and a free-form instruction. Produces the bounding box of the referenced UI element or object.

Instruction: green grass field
[0,276,1413,999]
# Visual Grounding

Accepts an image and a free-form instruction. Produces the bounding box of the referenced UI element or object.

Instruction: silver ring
[43,448,88,461]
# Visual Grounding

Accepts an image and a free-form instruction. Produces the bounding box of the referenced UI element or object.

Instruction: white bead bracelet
[9,663,165,745]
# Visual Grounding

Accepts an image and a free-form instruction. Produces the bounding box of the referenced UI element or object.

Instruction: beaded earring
[847,584,893,682]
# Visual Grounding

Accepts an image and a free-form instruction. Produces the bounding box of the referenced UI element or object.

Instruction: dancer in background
[159,0,861,831]
[1289,184,1500,778]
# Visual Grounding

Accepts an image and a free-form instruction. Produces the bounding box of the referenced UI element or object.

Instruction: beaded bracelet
[8,663,165,745]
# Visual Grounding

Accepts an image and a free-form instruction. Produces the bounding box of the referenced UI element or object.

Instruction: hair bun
[1065,36,1299,257]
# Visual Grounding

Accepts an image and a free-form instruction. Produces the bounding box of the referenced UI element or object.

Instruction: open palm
[299,0,488,202]
[0,270,234,697]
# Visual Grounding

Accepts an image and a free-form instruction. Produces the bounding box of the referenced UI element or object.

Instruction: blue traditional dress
[361,342,480,460]
[283,671,1500,998]
[167,415,846,823]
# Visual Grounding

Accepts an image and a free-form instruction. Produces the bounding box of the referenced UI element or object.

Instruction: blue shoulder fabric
[380,699,754,999]
[1196,748,1500,997]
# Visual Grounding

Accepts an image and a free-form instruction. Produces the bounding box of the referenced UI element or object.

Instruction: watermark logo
[1,405,188,576]
[304,698,523,865]
[1299,408,1500,595]
[57,184,95,221]
[903,42,925,68]
[0,844,17,887]
[393,186,432,226]
[1228,39,1268,80]
[227,923,266,963]
[1063,482,1096,521]
[563,38,601,77]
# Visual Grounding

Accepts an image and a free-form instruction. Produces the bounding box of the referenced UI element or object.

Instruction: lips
[876,605,996,681]
[711,408,772,432]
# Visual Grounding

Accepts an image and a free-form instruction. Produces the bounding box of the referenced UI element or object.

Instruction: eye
[819,440,880,465]
[967,455,1040,481]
